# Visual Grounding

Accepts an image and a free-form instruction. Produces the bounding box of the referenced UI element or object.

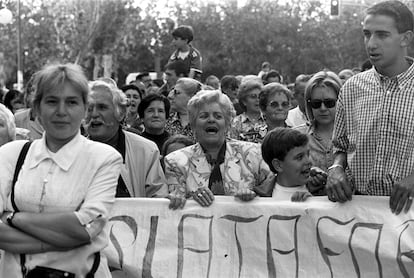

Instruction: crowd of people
[0,0,413,276]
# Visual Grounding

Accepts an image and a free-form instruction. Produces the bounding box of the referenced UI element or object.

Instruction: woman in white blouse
[0,64,122,278]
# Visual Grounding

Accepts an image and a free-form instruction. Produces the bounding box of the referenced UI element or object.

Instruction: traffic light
[331,0,339,16]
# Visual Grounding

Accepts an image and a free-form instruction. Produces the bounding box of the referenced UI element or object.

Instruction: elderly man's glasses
[268,101,290,109]
[308,99,336,109]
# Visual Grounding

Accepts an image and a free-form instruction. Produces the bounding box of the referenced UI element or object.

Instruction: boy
[257,127,312,201]
[168,25,202,79]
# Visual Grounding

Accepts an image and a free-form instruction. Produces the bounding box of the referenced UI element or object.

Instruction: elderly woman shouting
[165,90,272,209]
[0,64,122,277]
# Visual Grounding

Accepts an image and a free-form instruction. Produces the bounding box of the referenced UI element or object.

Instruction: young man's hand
[326,166,352,202]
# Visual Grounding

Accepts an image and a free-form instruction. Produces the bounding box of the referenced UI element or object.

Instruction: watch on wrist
[6,211,17,228]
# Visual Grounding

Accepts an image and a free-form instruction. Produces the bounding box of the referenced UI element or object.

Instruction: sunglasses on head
[268,101,290,109]
[308,99,336,109]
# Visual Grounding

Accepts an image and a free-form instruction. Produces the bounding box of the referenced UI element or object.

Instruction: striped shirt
[333,57,414,196]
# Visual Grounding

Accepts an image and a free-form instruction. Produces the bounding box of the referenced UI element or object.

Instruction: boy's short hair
[172,25,194,43]
[161,135,195,157]
[262,127,309,173]
[367,1,414,33]
[165,60,189,77]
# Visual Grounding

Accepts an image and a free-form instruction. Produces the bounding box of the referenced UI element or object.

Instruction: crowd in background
[0,0,413,276]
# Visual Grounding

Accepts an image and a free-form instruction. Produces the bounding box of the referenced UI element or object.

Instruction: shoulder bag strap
[11,141,32,212]
[85,252,100,278]
[10,141,31,277]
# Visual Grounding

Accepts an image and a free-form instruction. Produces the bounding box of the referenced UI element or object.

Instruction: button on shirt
[0,132,122,277]
[333,58,414,196]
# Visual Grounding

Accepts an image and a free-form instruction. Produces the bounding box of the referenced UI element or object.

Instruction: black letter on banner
[397,219,414,278]
[142,216,159,278]
[266,215,301,278]
[220,215,263,278]
[316,216,355,278]
[108,215,138,272]
[348,222,383,278]
[177,214,214,278]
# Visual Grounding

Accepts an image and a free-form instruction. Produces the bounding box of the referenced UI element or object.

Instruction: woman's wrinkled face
[125,89,141,114]
[264,92,290,124]
[243,88,261,113]
[171,83,191,112]
[194,102,227,148]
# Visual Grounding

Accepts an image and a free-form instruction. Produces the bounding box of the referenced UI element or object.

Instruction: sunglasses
[268,101,290,109]
[308,99,336,109]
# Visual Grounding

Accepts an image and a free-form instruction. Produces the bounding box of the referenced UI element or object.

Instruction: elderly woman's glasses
[268,101,289,109]
[308,99,336,109]
[247,94,259,100]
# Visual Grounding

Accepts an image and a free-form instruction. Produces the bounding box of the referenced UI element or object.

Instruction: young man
[256,127,311,201]
[157,60,188,97]
[327,1,414,215]
[168,25,202,79]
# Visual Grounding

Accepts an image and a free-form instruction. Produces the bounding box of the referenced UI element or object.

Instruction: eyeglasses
[247,94,259,100]
[268,101,290,109]
[308,99,336,109]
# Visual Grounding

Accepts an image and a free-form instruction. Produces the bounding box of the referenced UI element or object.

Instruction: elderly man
[86,81,168,197]
[327,1,414,214]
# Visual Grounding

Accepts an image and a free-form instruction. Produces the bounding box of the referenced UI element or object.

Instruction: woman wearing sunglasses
[259,83,292,132]
[296,71,342,195]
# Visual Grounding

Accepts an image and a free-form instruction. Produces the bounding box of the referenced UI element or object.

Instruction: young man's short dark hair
[120,84,143,99]
[262,127,309,173]
[263,70,282,83]
[220,75,239,90]
[367,0,414,33]
[138,93,170,119]
[172,25,194,43]
[165,60,189,77]
[136,72,150,81]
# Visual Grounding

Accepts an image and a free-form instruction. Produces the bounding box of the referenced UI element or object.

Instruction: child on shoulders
[256,127,312,201]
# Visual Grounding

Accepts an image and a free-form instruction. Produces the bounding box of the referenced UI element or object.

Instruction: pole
[17,0,22,90]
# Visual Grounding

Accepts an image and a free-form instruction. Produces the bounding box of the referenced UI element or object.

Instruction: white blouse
[0,132,122,277]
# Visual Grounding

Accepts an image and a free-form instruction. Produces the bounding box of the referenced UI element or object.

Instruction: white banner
[104,196,414,278]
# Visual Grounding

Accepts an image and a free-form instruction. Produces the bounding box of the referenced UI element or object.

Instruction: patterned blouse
[165,112,195,140]
[229,113,267,143]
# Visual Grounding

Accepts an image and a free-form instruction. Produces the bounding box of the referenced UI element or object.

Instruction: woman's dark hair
[120,84,143,100]
[138,93,170,119]
[3,89,23,112]
[220,75,239,90]
[262,127,309,173]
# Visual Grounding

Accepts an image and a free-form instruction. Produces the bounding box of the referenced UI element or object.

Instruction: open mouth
[205,126,219,134]
[90,121,104,128]
[369,53,380,60]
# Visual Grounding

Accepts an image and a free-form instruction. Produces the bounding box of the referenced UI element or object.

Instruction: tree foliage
[0,0,413,87]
